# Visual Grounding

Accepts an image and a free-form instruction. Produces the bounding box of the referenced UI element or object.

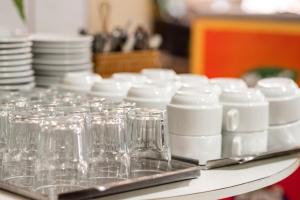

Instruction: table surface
[0,155,298,200]
[99,155,299,200]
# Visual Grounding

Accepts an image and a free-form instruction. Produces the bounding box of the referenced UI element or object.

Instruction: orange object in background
[191,17,300,86]
[190,16,300,199]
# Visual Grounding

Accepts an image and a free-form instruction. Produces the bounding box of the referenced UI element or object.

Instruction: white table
[100,155,299,200]
[0,155,298,200]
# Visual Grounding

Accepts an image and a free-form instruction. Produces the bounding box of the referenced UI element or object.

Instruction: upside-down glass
[87,108,131,185]
[2,110,45,189]
[34,115,89,198]
[126,108,171,177]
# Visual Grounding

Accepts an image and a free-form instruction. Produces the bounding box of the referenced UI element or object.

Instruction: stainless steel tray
[174,147,300,169]
[0,159,200,200]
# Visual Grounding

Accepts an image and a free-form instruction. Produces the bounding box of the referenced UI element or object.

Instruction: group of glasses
[0,88,171,199]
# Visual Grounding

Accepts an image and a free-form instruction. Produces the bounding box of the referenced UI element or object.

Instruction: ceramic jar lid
[112,72,148,85]
[141,68,176,81]
[170,90,220,108]
[210,78,247,91]
[60,72,102,92]
[90,79,131,101]
[220,88,267,105]
[125,84,173,109]
[177,74,209,87]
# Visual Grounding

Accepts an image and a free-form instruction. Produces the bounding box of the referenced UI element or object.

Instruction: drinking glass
[2,111,46,189]
[126,108,171,177]
[87,109,130,184]
[34,115,89,197]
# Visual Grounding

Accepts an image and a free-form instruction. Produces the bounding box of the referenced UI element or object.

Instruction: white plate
[35,69,92,76]
[0,47,31,55]
[0,65,32,72]
[33,57,91,65]
[34,52,91,60]
[0,76,34,84]
[33,63,93,71]
[0,70,34,78]
[0,35,30,43]
[33,42,91,49]
[0,42,32,49]
[31,33,92,43]
[0,53,32,61]
[0,59,32,66]
[0,82,35,90]
[36,75,61,82]
[32,47,90,54]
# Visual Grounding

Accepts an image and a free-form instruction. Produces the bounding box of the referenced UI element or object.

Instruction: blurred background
[2,0,300,199]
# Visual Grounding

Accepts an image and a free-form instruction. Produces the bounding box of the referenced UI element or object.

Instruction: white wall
[0,0,87,34]
[0,0,27,32]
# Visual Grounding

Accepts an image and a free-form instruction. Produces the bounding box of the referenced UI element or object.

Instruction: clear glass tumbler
[34,115,89,197]
[87,109,130,185]
[2,111,45,189]
[126,108,171,177]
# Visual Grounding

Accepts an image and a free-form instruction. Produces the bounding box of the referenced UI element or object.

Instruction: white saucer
[0,70,34,78]
[0,36,30,43]
[34,69,92,76]
[31,33,92,43]
[0,82,35,91]
[0,53,32,61]
[32,47,90,54]
[33,63,93,71]
[0,76,34,84]
[0,59,32,66]
[33,42,91,49]
[34,52,91,60]
[33,57,91,65]
[0,65,32,72]
[0,42,32,49]
[36,75,61,82]
[0,47,31,55]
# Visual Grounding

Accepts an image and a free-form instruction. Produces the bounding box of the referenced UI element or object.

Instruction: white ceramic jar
[90,79,131,101]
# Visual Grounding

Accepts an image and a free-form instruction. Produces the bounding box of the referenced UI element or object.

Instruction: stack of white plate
[0,34,35,91]
[31,34,93,87]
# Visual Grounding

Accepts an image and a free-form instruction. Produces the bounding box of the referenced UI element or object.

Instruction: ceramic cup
[167,91,222,136]
[222,130,268,157]
[176,74,209,87]
[179,83,222,97]
[112,72,148,85]
[170,134,222,165]
[210,78,247,91]
[59,72,102,92]
[125,84,173,109]
[90,79,132,101]
[256,77,300,125]
[141,68,176,82]
[220,88,269,133]
[268,119,300,152]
